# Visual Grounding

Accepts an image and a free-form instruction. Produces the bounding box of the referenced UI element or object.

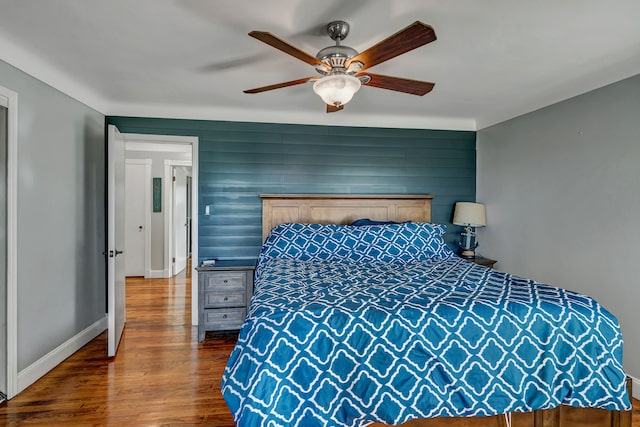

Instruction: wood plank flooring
[0,267,638,426]
[0,267,238,426]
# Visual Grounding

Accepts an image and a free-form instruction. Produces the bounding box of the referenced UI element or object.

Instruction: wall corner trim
[16,316,108,396]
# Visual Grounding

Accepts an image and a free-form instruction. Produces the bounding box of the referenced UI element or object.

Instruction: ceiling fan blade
[249,31,327,68]
[326,104,344,113]
[347,21,436,70]
[244,77,317,94]
[359,73,435,96]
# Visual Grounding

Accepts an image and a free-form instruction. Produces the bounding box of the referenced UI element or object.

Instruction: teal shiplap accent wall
[106,117,476,263]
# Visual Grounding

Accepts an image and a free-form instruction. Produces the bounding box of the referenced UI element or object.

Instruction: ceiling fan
[244,21,437,113]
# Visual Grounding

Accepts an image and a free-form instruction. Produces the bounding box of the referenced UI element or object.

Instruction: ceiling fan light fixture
[244,21,437,112]
[312,74,361,106]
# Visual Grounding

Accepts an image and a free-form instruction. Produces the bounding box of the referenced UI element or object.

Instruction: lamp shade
[452,202,486,227]
[312,74,361,106]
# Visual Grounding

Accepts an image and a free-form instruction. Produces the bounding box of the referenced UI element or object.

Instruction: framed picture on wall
[153,177,161,212]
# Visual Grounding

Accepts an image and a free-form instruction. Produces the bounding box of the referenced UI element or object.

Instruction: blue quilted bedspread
[221,223,630,427]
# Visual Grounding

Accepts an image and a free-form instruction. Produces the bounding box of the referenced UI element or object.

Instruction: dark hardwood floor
[0,266,237,426]
[0,266,638,426]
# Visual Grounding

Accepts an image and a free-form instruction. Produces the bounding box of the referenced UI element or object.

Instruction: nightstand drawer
[205,291,246,308]
[203,308,246,330]
[202,271,246,290]
[197,262,255,341]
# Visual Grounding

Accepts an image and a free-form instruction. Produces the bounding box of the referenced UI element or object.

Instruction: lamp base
[459,249,476,258]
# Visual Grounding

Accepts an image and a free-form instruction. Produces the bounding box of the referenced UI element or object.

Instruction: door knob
[138,225,143,230]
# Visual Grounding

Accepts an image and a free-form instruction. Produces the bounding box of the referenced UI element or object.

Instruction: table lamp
[452,202,486,258]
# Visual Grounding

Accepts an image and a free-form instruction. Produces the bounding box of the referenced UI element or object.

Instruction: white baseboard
[17,316,107,395]
[630,374,640,400]
[147,269,169,278]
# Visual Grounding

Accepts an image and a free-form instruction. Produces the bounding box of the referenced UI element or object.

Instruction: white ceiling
[1,0,639,130]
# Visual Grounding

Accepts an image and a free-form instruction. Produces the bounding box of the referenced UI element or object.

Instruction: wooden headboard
[260,194,434,240]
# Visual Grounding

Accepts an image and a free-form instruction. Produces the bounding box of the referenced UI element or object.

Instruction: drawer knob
[223,280,228,284]
[223,314,228,319]
[223,296,229,301]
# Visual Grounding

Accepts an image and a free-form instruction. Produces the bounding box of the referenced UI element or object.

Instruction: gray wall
[0,59,105,371]
[477,74,640,386]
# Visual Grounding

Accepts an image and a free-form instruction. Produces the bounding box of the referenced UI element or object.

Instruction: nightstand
[196,261,255,342]
[464,255,497,269]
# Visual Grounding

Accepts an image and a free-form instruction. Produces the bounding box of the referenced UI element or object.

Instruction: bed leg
[532,407,560,427]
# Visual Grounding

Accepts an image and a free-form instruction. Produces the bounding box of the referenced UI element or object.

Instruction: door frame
[165,161,191,277]
[123,133,199,326]
[125,159,152,278]
[1,84,18,399]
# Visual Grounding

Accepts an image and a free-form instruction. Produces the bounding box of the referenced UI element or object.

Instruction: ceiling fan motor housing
[315,20,363,75]
[315,45,359,72]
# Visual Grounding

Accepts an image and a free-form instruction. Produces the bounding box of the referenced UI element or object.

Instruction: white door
[125,162,146,277]
[107,125,126,357]
[173,167,188,275]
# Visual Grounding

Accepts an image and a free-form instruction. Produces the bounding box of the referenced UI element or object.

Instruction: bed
[222,194,632,427]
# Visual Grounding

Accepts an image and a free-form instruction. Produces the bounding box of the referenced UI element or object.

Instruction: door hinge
[172,176,176,182]
[172,257,175,263]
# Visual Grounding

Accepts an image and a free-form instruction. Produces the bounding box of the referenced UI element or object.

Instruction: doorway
[0,99,7,402]
[171,165,191,276]
[120,133,200,325]
[0,84,17,399]
[124,159,151,277]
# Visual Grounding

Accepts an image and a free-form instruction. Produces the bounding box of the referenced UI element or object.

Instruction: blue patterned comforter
[221,223,630,426]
